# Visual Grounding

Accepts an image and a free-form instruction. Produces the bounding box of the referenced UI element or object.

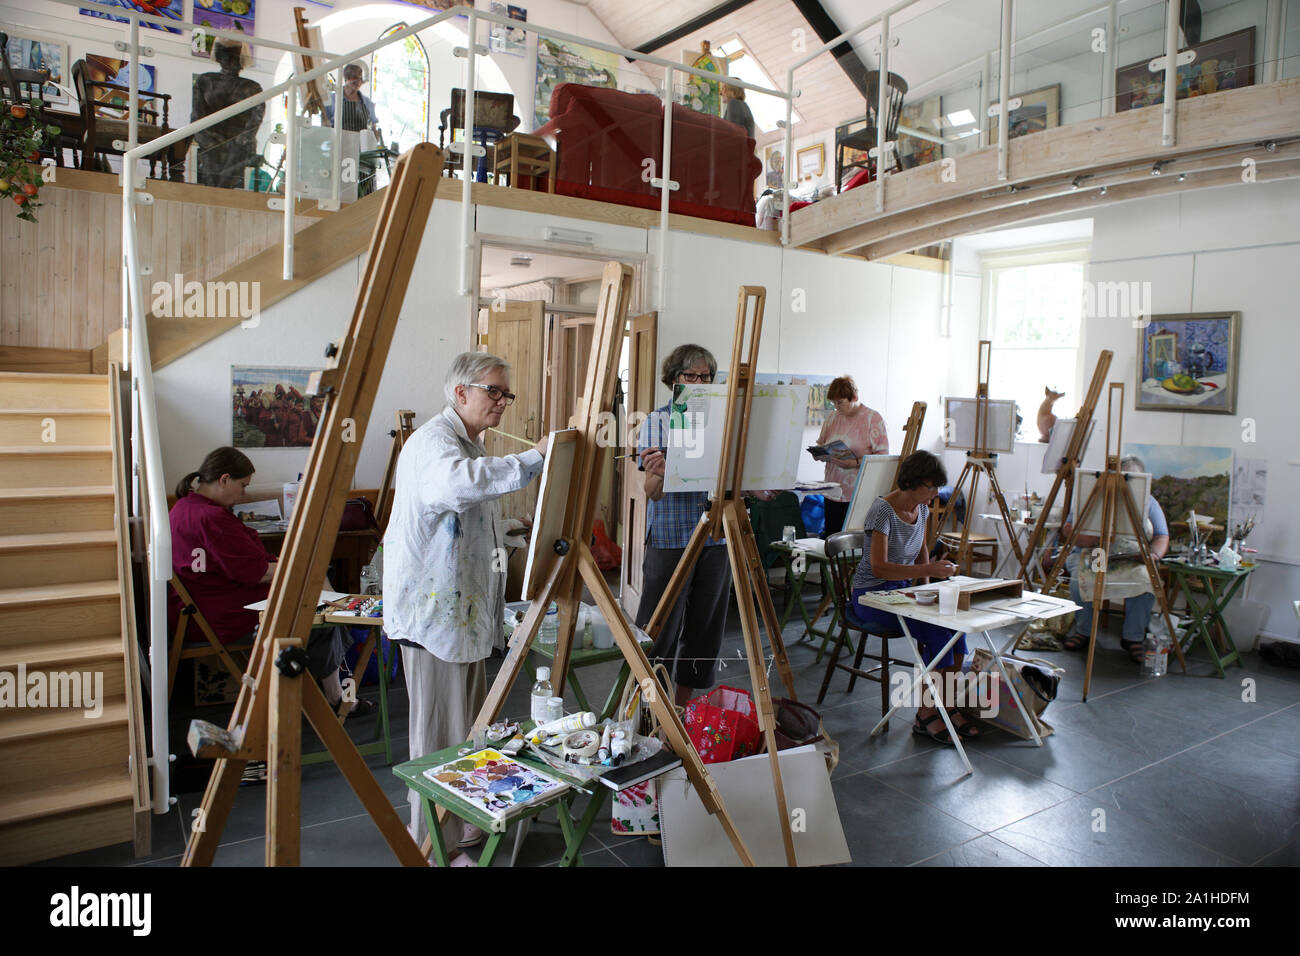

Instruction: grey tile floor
[36,596,1300,868]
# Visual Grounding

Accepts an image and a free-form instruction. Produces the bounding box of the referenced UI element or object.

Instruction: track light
[1098,185,1108,196]
[1177,173,1187,183]
[1150,162,1164,176]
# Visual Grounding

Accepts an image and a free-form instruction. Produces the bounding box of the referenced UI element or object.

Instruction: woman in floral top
[816,375,889,534]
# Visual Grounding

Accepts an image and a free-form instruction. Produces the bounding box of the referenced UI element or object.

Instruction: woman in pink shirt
[816,376,889,534]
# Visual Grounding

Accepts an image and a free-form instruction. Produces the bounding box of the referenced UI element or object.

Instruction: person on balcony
[721,83,755,141]
[324,62,384,143]
[168,446,360,713]
[814,375,889,534]
[191,39,264,189]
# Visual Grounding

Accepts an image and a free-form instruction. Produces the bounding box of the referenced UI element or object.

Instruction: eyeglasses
[466,383,516,405]
[679,371,713,384]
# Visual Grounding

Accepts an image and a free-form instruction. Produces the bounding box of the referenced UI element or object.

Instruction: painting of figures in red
[232,366,324,448]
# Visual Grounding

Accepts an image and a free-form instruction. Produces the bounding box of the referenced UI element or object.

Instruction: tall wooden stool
[492,132,555,192]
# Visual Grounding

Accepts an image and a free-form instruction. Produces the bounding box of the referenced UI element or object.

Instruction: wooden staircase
[0,370,150,865]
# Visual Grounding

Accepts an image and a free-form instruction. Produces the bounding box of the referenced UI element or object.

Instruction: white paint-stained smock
[384,406,544,662]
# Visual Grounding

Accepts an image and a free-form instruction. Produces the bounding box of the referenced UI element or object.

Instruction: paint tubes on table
[597,723,613,764]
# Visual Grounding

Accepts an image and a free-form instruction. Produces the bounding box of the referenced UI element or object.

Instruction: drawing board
[1040,417,1096,474]
[944,397,1017,453]
[1072,469,1152,537]
[522,429,580,601]
[664,383,809,492]
[843,454,901,533]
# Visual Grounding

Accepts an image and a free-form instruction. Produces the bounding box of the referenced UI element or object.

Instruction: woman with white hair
[1060,454,1170,662]
[384,351,548,862]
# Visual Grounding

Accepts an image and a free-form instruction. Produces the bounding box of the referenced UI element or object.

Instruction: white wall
[945,176,1300,642]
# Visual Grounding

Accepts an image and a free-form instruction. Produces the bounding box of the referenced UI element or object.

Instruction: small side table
[1161,558,1255,678]
[493,132,555,192]
[769,540,839,660]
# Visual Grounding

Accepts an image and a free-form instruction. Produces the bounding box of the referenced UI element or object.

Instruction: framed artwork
[763,143,785,190]
[2,29,69,105]
[1124,443,1233,532]
[796,143,824,180]
[84,55,157,119]
[681,43,724,117]
[897,93,942,168]
[988,84,1060,144]
[534,36,618,128]
[1115,27,1255,113]
[232,366,325,448]
[191,0,257,60]
[1136,312,1241,414]
[80,0,182,34]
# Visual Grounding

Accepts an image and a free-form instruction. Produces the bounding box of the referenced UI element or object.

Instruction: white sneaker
[458,823,486,848]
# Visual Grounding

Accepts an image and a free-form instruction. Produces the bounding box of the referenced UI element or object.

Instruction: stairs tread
[0,445,112,454]
[0,767,132,827]
[0,485,115,499]
[0,530,116,550]
[0,700,128,742]
[0,635,123,670]
[0,580,120,607]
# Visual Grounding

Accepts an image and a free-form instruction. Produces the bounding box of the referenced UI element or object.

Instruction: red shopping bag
[683,686,763,763]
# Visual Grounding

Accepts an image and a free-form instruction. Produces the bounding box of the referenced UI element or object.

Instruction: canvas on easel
[520,428,579,601]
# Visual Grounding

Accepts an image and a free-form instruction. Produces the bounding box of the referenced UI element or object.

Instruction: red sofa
[533,83,762,226]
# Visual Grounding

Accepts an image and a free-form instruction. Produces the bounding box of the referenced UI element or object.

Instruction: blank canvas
[522,429,579,601]
[1072,469,1152,537]
[944,397,1017,453]
[843,454,901,532]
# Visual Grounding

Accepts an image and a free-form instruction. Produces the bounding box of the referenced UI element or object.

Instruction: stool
[938,531,999,576]
[492,132,554,192]
[167,576,253,703]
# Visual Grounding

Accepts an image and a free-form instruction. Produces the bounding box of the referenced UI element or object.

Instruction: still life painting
[1136,312,1240,414]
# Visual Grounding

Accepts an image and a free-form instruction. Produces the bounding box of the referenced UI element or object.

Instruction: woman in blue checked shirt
[635,344,730,708]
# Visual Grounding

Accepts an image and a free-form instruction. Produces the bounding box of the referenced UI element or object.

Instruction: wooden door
[484,300,545,521]
[620,311,657,617]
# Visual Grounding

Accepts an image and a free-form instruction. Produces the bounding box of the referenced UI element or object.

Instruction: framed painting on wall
[2,29,70,104]
[1115,27,1255,112]
[796,143,824,180]
[84,54,157,119]
[987,84,1060,144]
[1136,312,1241,414]
[534,36,618,128]
[763,142,785,190]
[896,92,942,168]
[190,0,257,60]
[80,0,182,34]
[232,366,325,448]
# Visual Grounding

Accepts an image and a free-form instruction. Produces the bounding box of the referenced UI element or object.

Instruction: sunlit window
[983,250,1086,439]
[371,24,429,152]
[714,36,801,133]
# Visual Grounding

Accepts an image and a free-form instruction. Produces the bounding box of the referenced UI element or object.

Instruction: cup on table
[782,525,796,544]
[937,582,959,615]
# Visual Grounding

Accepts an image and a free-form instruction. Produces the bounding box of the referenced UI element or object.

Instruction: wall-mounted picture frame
[897,92,942,168]
[987,83,1060,144]
[2,29,70,104]
[1136,312,1241,414]
[763,142,784,190]
[796,142,824,179]
[1115,27,1255,113]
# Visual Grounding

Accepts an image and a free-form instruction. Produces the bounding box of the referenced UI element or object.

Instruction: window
[713,36,801,133]
[370,24,429,153]
[982,245,1088,440]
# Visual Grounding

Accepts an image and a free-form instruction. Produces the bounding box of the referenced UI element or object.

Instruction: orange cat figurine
[1037,387,1065,443]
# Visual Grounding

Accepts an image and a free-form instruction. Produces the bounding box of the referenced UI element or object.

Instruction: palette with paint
[422,748,568,823]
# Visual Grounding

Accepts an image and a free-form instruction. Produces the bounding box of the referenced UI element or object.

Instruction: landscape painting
[1124,443,1232,537]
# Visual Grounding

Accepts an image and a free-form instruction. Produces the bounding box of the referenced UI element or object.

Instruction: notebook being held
[807,439,858,463]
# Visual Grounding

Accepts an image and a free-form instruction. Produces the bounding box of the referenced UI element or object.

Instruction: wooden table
[1161,558,1255,678]
[492,132,554,192]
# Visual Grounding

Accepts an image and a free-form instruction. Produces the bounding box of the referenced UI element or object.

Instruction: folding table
[862,584,1079,775]
[1160,558,1255,678]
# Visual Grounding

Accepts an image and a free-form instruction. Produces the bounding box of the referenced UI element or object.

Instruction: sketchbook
[422,748,568,823]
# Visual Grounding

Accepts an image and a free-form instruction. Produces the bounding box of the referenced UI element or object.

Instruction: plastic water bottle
[538,602,559,646]
[1142,633,1161,678]
[531,667,553,725]
[1153,632,1169,678]
[359,559,380,596]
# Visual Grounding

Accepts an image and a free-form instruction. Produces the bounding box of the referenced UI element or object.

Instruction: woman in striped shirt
[848,451,980,743]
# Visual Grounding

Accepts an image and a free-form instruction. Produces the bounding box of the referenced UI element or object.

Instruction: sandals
[1062,632,1090,652]
[1120,639,1146,664]
[913,708,982,744]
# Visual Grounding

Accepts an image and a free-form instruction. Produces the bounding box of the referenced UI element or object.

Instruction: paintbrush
[487,426,533,446]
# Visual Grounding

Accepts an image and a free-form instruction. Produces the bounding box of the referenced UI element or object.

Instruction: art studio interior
[1,0,1298,872]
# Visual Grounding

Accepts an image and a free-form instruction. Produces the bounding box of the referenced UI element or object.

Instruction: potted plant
[0,96,59,224]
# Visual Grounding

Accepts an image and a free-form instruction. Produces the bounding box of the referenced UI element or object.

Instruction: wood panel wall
[0,178,312,352]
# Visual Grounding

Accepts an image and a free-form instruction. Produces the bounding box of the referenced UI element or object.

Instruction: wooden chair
[167,576,253,702]
[438,88,519,179]
[834,70,908,190]
[0,32,67,166]
[816,531,912,725]
[70,59,187,180]
[937,530,999,576]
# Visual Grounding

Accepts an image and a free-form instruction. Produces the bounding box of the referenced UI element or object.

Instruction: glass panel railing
[671,64,761,226]
[1287,0,1300,79]
[1008,4,1108,138]
[1116,0,1267,114]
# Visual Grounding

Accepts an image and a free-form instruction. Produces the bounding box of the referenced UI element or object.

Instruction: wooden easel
[1016,350,1113,587]
[642,286,800,866]
[934,340,1026,578]
[1040,383,1186,700]
[292,7,327,116]
[463,262,760,866]
[180,145,442,866]
[375,409,415,533]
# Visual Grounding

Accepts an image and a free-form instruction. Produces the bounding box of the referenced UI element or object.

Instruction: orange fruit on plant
[22,183,38,196]
[10,104,27,119]
[13,194,28,205]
